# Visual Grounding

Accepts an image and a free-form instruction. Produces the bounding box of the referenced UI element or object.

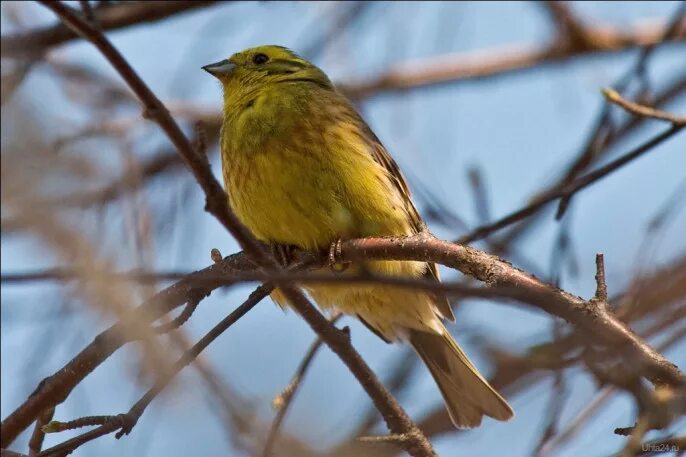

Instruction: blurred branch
[457,123,683,244]
[0,248,275,448]
[77,1,97,27]
[37,284,272,457]
[37,0,262,260]
[301,2,371,60]
[541,1,595,50]
[1,1,219,57]
[414,261,686,443]
[340,17,686,99]
[532,320,567,457]
[262,314,342,457]
[482,2,686,249]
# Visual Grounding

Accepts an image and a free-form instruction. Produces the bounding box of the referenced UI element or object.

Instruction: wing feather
[352,110,455,322]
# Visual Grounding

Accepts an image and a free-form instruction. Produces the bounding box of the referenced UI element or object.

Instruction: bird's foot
[270,243,297,268]
[328,239,350,272]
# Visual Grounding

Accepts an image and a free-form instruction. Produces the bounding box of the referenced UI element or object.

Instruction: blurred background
[1,1,685,456]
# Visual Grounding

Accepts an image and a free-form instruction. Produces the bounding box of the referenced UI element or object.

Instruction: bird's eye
[253,53,269,65]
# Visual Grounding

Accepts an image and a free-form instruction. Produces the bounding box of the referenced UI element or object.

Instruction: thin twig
[42,415,114,433]
[262,315,342,457]
[151,295,201,334]
[603,88,686,125]
[595,253,609,302]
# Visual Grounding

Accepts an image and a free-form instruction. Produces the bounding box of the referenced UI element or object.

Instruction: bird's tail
[409,327,514,428]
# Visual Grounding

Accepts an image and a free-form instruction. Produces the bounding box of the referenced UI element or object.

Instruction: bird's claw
[328,239,350,272]
[271,243,296,268]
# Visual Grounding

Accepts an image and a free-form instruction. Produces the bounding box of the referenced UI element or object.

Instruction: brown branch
[78,0,97,28]
[339,18,686,100]
[333,234,685,387]
[594,253,608,302]
[279,289,436,456]
[27,407,53,456]
[414,261,686,443]
[0,267,579,302]
[541,1,595,51]
[603,88,686,125]
[1,1,218,57]
[1,450,29,457]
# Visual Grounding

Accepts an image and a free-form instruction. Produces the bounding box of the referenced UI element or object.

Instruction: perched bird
[203,45,513,428]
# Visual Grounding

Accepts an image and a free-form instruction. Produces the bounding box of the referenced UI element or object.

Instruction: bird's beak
[202,59,236,78]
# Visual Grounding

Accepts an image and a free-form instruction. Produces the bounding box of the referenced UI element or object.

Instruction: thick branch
[334,234,685,387]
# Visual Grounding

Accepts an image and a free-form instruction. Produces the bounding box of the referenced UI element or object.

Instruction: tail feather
[409,328,513,428]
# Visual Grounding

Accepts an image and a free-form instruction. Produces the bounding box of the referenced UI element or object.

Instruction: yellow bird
[203,45,513,428]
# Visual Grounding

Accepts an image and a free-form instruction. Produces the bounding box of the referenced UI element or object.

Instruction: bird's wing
[356,114,455,322]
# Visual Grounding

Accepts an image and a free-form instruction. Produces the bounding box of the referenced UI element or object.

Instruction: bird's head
[203,45,332,101]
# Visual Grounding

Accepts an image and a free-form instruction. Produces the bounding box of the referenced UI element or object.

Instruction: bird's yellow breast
[221,87,413,251]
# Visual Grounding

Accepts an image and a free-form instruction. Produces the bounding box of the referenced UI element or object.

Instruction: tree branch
[340,17,686,100]
[1,1,218,56]
[458,123,683,243]
[603,87,686,125]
